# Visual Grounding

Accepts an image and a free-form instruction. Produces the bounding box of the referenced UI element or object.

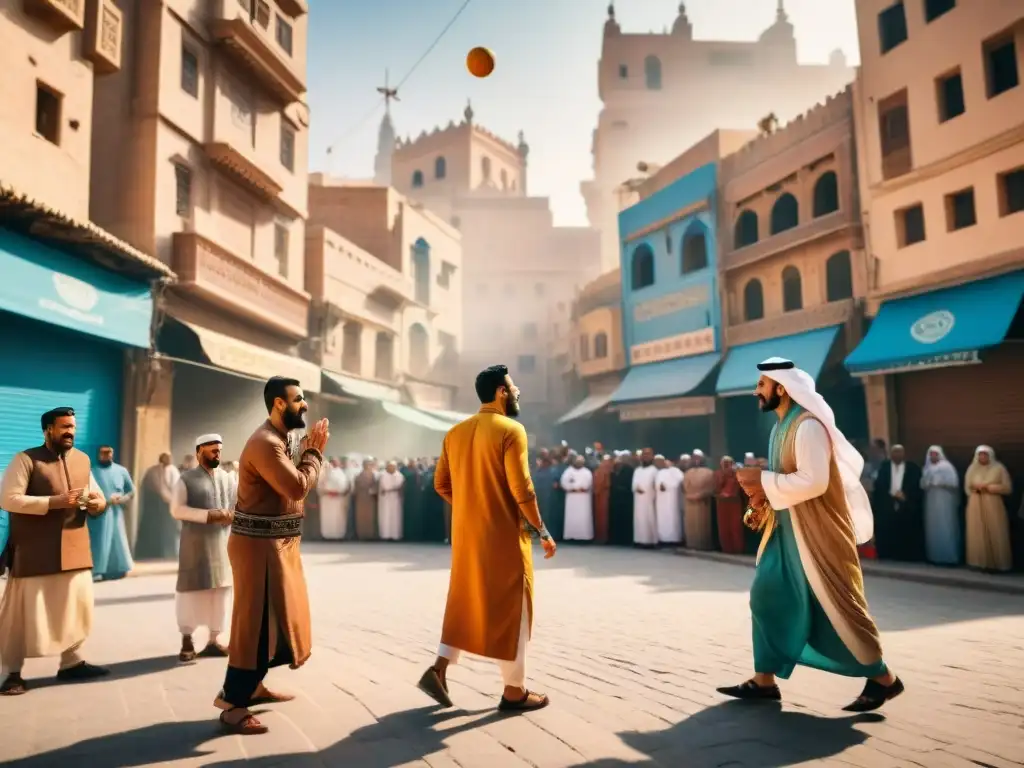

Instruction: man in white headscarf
[654,455,683,544]
[725,357,903,713]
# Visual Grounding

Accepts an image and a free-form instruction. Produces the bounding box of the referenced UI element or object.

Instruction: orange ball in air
[466,47,495,78]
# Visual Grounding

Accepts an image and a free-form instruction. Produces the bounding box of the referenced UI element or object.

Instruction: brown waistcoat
[8,446,93,578]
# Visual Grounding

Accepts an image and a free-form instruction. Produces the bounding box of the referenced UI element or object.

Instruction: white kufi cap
[195,433,222,448]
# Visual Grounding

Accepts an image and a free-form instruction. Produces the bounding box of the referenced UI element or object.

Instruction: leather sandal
[842,677,904,712]
[0,673,27,696]
[250,684,295,705]
[498,690,549,712]
[219,708,268,735]
[716,679,782,701]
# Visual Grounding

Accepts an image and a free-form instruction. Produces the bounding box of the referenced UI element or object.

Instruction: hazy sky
[307,0,860,226]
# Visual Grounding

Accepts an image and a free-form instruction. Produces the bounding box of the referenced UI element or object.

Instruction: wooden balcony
[82,0,122,75]
[23,0,84,32]
[210,0,305,105]
[724,209,860,272]
[172,232,310,339]
[725,299,856,348]
[203,142,283,202]
[276,0,308,17]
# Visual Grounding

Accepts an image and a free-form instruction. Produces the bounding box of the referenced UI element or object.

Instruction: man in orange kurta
[592,454,613,544]
[418,365,556,713]
[214,376,329,736]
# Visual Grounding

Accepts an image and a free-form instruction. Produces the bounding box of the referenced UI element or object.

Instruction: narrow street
[1,543,1022,767]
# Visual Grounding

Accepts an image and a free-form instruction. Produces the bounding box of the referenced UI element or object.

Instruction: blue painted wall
[618,162,721,366]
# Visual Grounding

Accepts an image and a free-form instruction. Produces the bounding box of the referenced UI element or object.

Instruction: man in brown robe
[0,407,109,695]
[714,456,745,554]
[214,377,328,735]
[592,454,613,544]
[418,365,556,712]
[353,459,378,540]
[683,450,716,550]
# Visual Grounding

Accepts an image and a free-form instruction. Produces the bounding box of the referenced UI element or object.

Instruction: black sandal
[498,690,549,712]
[0,673,27,696]
[55,661,109,682]
[716,679,782,701]
[842,677,904,712]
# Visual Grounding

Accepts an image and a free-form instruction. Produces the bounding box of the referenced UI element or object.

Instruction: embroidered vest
[176,467,231,592]
[8,446,93,578]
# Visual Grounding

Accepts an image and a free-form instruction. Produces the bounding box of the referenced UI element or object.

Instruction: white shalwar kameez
[169,473,235,641]
[318,465,351,540]
[560,466,594,540]
[377,470,405,540]
[655,465,684,543]
[631,464,658,545]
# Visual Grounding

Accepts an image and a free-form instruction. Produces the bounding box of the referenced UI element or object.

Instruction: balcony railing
[725,298,856,348]
[724,209,859,272]
[23,0,83,32]
[276,0,308,16]
[82,0,122,75]
[203,142,283,202]
[210,0,305,105]
[881,146,912,181]
[172,231,309,338]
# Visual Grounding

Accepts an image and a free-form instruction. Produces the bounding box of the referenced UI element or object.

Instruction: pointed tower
[672,2,693,38]
[373,70,399,185]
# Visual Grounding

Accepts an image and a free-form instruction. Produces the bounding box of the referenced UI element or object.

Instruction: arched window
[770,193,799,234]
[579,334,591,362]
[782,265,803,312]
[411,170,424,188]
[644,55,662,90]
[743,279,764,321]
[594,332,609,359]
[630,243,655,290]
[412,238,430,305]
[825,250,853,302]
[434,156,446,180]
[734,209,759,248]
[681,223,708,274]
[374,331,394,380]
[408,323,429,375]
[812,171,839,217]
[481,156,491,180]
[342,321,362,374]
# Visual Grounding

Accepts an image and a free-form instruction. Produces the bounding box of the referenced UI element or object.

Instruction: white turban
[654,454,665,460]
[757,356,873,544]
[195,433,222,448]
[744,452,755,460]
[692,449,704,457]
[680,453,691,460]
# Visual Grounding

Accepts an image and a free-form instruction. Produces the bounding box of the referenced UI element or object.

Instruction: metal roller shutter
[0,311,123,474]
[896,344,1024,473]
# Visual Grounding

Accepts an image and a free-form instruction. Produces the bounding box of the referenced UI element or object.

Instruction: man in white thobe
[170,434,236,662]
[378,460,405,541]
[561,454,594,541]
[655,455,684,544]
[318,457,351,540]
[631,447,658,547]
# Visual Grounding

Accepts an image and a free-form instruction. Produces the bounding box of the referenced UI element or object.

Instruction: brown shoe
[219,708,268,735]
[179,635,196,663]
[498,690,550,712]
[417,667,454,708]
[250,683,295,705]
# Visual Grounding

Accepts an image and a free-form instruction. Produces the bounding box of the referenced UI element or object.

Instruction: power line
[325,0,475,159]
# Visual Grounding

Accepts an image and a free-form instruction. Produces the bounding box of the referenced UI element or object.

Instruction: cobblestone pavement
[1,543,1022,768]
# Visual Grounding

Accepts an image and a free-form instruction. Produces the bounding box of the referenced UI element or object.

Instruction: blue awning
[0,228,153,348]
[845,271,1024,375]
[610,352,719,404]
[716,325,841,396]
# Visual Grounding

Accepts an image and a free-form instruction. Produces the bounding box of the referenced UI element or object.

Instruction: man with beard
[377,460,405,541]
[418,365,555,712]
[318,457,351,541]
[89,445,135,581]
[631,448,658,547]
[0,407,109,696]
[592,454,614,544]
[654,454,684,546]
[171,434,235,662]
[726,358,902,712]
[214,377,328,735]
[609,451,635,546]
[871,444,924,562]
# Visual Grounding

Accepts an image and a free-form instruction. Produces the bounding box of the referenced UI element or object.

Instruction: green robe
[751,405,887,680]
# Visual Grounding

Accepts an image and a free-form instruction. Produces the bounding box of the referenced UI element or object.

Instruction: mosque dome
[671,2,693,38]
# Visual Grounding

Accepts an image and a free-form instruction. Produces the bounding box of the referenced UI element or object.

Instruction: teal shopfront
[0,228,154,471]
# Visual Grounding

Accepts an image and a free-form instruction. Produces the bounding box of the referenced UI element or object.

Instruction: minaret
[373,70,398,186]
